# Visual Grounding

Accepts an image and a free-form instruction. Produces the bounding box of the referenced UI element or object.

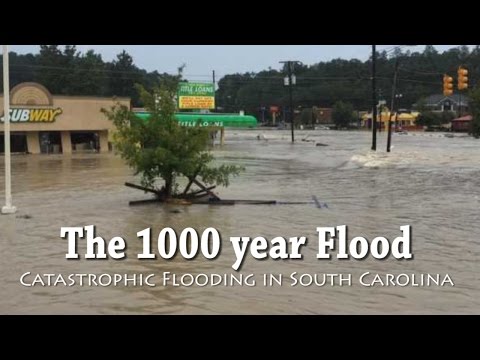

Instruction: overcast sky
[9,45,467,80]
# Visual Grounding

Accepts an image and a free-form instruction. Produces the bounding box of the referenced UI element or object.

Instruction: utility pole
[387,58,400,153]
[212,70,216,112]
[371,45,377,151]
[280,60,302,143]
[288,62,294,142]
[2,45,16,214]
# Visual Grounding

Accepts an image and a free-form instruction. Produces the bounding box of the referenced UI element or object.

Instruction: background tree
[72,50,107,95]
[300,108,314,127]
[108,50,142,104]
[102,71,243,199]
[415,111,441,128]
[3,45,480,113]
[468,86,480,137]
[35,45,66,94]
[332,101,356,129]
[416,111,455,129]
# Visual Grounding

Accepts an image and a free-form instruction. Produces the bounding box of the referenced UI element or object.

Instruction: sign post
[2,45,16,214]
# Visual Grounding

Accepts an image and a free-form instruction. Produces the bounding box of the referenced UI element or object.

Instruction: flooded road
[1,129,479,314]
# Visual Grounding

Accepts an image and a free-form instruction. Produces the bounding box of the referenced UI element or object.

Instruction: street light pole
[394,94,402,131]
[280,60,302,143]
[387,58,400,153]
[212,70,217,112]
[288,62,294,142]
[2,45,16,214]
[371,45,377,151]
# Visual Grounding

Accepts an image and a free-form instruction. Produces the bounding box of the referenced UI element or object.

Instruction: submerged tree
[102,71,243,199]
[332,101,356,129]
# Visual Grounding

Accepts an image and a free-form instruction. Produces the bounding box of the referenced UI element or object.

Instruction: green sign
[178,82,215,110]
[178,82,215,96]
[135,112,258,128]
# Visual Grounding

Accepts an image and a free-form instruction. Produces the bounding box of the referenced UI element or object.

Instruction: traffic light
[458,66,468,90]
[443,74,453,96]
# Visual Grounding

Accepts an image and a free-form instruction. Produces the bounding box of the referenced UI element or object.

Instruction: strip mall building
[0,82,130,154]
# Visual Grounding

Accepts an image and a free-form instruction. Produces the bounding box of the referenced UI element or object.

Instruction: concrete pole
[220,127,225,146]
[2,45,16,214]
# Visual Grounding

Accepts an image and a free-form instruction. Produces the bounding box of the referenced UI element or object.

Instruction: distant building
[451,115,472,132]
[294,107,333,127]
[315,108,333,124]
[418,94,469,113]
[361,108,421,131]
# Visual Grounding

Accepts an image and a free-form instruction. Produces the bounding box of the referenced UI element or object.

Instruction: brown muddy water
[1,130,479,314]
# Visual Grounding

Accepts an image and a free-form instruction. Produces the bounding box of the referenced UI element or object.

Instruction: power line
[399,67,444,76]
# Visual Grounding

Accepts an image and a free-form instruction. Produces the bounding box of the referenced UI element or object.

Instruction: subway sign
[0,108,63,123]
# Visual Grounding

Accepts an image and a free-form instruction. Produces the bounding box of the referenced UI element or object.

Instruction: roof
[423,94,469,106]
[397,113,417,120]
[452,115,472,122]
[361,111,419,120]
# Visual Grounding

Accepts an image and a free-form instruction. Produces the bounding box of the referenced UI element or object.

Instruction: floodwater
[1,129,479,314]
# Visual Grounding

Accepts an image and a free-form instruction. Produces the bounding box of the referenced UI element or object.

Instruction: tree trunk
[165,175,173,198]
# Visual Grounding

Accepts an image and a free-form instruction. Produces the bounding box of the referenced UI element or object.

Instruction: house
[314,108,333,124]
[451,115,472,132]
[419,94,469,113]
[294,107,333,127]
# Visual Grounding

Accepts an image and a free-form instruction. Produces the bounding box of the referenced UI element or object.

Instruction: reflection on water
[1,130,479,314]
